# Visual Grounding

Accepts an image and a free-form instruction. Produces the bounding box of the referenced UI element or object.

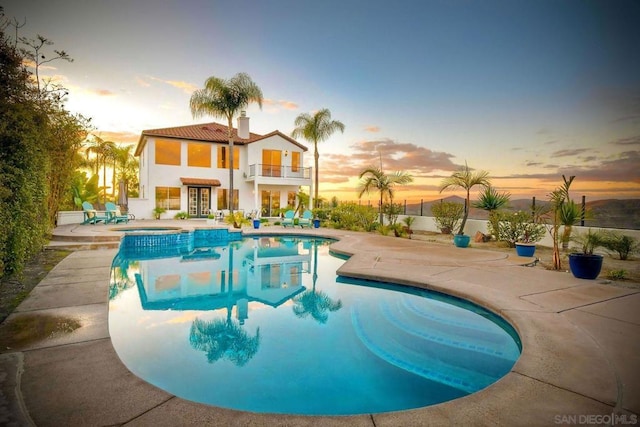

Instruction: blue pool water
[109,234,521,415]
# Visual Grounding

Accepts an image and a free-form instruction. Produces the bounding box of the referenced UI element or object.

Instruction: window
[291,151,300,172]
[217,146,239,169]
[187,142,211,167]
[261,190,281,217]
[156,187,181,209]
[217,188,239,210]
[155,139,181,165]
[262,149,281,177]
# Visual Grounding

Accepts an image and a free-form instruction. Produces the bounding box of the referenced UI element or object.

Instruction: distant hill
[404,197,640,230]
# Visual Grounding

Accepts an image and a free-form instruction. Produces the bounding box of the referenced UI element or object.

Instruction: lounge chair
[282,210,295,228]
[298,210,313,228]
[82,201,109,224]
[105,202,129,224]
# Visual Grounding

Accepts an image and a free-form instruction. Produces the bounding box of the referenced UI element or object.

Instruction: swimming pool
[109,234,521,415]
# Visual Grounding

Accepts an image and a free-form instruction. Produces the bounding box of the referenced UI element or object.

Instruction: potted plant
[252,213,261,229]
[568,229,605,280]
[431,201,464,235]
[174,211,189,220]
[439,162,491,247]
[514,214,546,257]
[152,206,166,220]
[495,210,545,256]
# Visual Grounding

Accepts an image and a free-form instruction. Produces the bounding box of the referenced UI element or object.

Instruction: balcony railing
[247,164,311,180]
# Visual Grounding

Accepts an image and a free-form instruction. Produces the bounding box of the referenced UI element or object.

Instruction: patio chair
[105,202,129,224]
[298,210,313,228]
[282,210,295,228]
[81,201,109,225]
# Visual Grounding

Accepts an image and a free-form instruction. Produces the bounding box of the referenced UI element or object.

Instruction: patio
[0,221,638,426]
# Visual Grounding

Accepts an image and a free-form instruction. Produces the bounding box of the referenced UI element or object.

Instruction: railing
[247,164,311,180]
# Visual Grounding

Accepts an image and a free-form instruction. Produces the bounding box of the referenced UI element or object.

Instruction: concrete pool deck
[1,220,639,426]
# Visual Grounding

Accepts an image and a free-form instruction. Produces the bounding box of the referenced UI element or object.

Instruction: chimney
[237,110,249,139]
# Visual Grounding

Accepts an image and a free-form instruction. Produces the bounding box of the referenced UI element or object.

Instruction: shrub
[431,202,464,234]
[607,269,627,280]
[329,203,378,231]
[601,232,639,260]
[174,211,189,219]
[493,210,545,247]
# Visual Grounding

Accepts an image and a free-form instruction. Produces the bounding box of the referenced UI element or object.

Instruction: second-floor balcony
[247,164,312,183]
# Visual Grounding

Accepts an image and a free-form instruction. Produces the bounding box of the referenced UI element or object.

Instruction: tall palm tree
[439,162,490,235]
[291,109,344,208]
[358,166,413,225]
[85,135,116,207]
[190,73,263,213]
[112,145,139,200]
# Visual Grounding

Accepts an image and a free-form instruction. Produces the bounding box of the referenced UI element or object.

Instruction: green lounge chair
[105,202,129,224]
[299,210,313,228]
[282,210,295,228]
[82,202,109,224]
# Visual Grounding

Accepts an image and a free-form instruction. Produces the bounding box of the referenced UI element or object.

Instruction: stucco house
[128,112,312,220]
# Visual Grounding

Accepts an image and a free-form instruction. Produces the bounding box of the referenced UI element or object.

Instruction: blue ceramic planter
[515,243,536,257]
[569,253,603,280]
[253,219,260,229]
[453,234,470,248]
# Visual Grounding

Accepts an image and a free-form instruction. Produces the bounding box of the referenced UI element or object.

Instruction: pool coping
[1,222,638,426]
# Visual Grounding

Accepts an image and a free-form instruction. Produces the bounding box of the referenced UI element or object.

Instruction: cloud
[558,150,640,183]
[319,138,457,184]
[147,76,198,94]
[610,135,640,146]
[92,130,140,144]
[92,88,116,97]
[552,148,589,157]
[263,98,299,111]
[135,76,151,88]
[506,151,640,184]
[364,126,380,133]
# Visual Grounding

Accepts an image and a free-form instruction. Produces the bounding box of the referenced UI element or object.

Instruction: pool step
[351,297,519,393]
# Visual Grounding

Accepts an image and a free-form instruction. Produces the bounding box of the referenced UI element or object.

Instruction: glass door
[188,187,211,217]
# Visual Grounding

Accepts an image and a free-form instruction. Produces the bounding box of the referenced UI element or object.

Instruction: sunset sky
[2,0,639,203]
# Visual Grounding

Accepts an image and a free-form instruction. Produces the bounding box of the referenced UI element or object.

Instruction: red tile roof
[135,122,308,156]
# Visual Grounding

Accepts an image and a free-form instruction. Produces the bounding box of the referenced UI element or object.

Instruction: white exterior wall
[398,214,640,250]
[128,135,308,220]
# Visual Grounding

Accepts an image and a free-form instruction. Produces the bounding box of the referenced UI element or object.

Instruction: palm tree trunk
[227,116,234,215]
[561,225,572,250]
[314,140,319,209]
[102,156,107,207]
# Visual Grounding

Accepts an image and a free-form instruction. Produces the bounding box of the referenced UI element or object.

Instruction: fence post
[532,196,536,218]
[420,199,423,216]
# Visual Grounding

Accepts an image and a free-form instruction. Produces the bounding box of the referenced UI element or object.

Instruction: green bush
[329,203,378,231]
[601,232,639,260]
[607,269,627,280]
[431,202,463,234]
[492,210,545,247]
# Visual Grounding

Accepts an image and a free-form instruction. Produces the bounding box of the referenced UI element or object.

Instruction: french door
[188,187,211,218]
